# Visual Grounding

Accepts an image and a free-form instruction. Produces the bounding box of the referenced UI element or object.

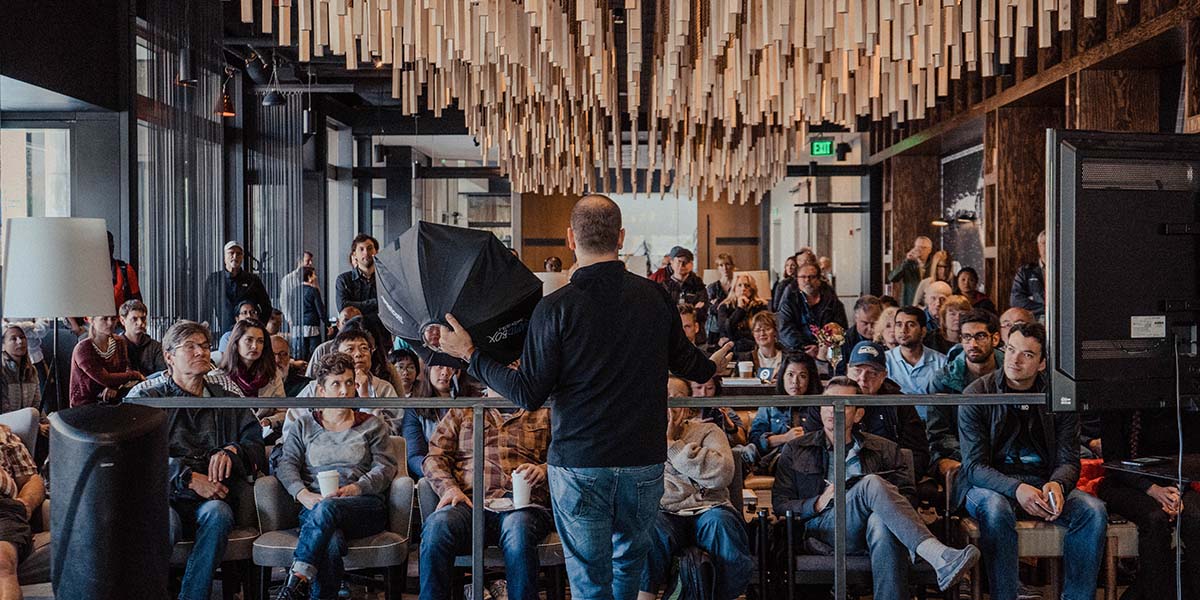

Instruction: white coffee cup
[512,470,531,508]
[317,470,340,498]
[737,361,754,378]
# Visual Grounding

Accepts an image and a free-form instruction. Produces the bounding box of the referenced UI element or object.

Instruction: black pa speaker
[50,404,169,599]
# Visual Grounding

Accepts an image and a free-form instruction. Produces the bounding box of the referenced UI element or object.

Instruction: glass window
[0,129,71,264]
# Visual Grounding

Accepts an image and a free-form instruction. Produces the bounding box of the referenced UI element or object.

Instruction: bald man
[998,307,1035,345]
[439,195,734,600]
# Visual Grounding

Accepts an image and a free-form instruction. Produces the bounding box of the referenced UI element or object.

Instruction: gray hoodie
[661,419,736,515]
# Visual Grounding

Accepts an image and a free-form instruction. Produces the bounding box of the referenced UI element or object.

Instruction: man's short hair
[569,195,622,255]
[236,300,260,316]
[959,309,999,334]
[797,262,822,276]
[824,376,862,394]
[301,266,316,281]
[677,303,696,319]
[716,253,734,265]
[119,299,148,318]
[1008,322,1047,357]
[852,295,882,315]
[351,233,379,252]
[878,295,899,308]
[314,352,356,386]
[334,329,374,350]
[895,306,927,329]
[162,320,211,352]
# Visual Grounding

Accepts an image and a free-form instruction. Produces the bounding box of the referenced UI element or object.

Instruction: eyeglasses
[752,327,774,334]
[274,350,291,359]
[797,274,821,280]
[961,332,993,343]
[395,364,418,373]
[173,341,209,355]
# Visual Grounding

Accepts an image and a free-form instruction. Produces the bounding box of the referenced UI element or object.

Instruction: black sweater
[468,260,716,468]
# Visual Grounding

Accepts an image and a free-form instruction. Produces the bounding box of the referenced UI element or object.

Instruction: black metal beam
[414,165,502,179]
[786,163,873,177]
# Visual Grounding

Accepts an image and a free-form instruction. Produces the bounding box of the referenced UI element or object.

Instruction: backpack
[664,547,716,600]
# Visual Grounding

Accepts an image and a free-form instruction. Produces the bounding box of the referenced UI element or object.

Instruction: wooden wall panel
[520,193,578,271]
[993,106,1064,310]
[698,198,762,271]
[1074,69,1160,131]
[886,155,941,285]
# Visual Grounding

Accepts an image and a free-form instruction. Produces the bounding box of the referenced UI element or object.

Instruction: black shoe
[275,573,311,600]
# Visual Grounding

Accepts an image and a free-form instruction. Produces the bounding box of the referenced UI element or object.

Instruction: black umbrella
[376,221,543,366]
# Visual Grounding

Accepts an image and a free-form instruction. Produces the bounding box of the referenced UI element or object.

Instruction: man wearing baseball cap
[800,341,930,476]
[659,246,709,342]
[204,241,272,341]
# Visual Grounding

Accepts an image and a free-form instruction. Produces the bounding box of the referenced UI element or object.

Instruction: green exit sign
[810,138,834,156]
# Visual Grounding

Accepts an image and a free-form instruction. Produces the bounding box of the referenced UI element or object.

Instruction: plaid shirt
[424,408,551,510]
[0,425,37,499]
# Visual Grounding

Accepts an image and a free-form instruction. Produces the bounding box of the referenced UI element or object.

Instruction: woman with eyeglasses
[745,353,823,473]
[746,311,784,383]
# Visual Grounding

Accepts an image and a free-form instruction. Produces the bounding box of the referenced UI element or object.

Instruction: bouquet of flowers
[809,322,847,366]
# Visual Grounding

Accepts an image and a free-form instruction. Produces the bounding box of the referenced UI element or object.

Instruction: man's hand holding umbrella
[438,313,737,374]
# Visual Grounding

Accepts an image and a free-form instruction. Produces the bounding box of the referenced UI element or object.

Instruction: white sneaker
[463,583,493,600]
[488,579,509,600]
[1017,583,1043,600]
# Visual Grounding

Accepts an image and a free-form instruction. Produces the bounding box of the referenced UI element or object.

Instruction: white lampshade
[3,218,116,318]
[535,272,569,297]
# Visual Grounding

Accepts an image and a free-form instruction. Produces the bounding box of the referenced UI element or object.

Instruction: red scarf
[230,368,270,397]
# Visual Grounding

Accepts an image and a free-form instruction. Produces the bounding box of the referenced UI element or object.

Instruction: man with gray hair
[438,195,734,600]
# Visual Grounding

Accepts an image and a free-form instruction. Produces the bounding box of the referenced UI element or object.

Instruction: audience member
[955,267,996,314]
[921,280,953,334]
[771,256,798,311]
[543,256,563,272]
[873,306,900,349]
[927,310,1003,480]
[716,274,768,353]
[884,308,947,398]
[1009,230,1047,320]
[838,295,883,375]
[108,231,143,308]
[1097,407,1200,598]
[688,377,747,447]
[778,263,847,354]
[772,378,979,597]
[420,398,553,600]
[677,304,706,351]
[69,315,144,407]
[706,254,736,344]
[402,363,461,478]
[817,256,834,288]
[272,335,311,397]
[811,342,930,476]
[998,307,1034,345]
[936,294,973,351]
[747,353,823,472]
[913,250,953,310]
[305,307,363,377]
[661,246,710,332]
[638,405,753,600]
[879,295,899,309]
[746,311,783,382]
[217,300,262,352]
[957,323,1106,600]
[299,330,398,430]
[117,300,168,377]
[277,251,314,334]
[887,236,934,306]
[296,266,327,359]
[335,234,390,352]
[0,421,45,600]
[205,241,272,340]
[266,310,284,336]
[215,319,280,398]
[0,327,40,416]
[387,348,420,398]
[127,320,267,600]
[274,353,396,600]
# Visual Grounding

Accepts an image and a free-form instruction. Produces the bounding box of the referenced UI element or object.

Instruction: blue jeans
[964,486,1107,600]
[418,504,554,600]
[293,495,387,599]
[640,506,753,600]
[170,499,235,600]
[548,464,665,600]
[804,474,934,600]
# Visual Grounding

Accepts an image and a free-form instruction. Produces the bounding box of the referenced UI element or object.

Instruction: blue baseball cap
[847,341,888,370]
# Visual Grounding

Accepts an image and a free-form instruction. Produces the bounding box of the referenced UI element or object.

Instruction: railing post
[471,404,485,600]
[833,399,847,600]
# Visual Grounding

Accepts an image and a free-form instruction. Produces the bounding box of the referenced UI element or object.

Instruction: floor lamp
[2,218,116,413]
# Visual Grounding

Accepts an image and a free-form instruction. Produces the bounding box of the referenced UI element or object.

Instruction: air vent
[1081,339,1167,360]
[1081,160,1197,191]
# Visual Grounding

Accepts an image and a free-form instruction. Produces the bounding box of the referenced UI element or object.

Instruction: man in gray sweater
[637,400,753,600]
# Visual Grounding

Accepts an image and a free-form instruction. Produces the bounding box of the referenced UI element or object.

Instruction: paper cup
[317,470,340,498]
[737,361,754,378]
[512,470,531,508]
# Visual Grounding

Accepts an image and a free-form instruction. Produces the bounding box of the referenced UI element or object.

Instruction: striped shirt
[424,408,551,511]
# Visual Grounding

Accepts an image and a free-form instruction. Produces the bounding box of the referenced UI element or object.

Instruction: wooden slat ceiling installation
[244,0,1095,204]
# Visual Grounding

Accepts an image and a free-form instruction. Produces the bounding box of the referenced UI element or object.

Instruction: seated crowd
[0,228,1189,600]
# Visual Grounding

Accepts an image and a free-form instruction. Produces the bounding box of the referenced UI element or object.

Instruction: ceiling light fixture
[214,67,236,117]
[261,51,286,106]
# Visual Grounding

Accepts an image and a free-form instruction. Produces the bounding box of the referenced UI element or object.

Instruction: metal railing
[128,392,1043,599]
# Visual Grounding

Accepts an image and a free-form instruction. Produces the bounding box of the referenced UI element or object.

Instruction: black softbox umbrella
[376,221,543,366]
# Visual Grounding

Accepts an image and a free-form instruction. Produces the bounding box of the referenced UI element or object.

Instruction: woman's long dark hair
[219,319,276,383]
[774,352,824,396]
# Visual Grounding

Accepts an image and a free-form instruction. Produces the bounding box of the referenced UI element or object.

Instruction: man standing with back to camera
[438,195,734,600]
